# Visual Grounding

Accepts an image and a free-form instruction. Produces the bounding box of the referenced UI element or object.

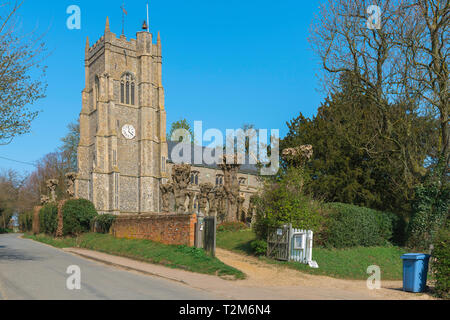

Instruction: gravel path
[215,248,435,300]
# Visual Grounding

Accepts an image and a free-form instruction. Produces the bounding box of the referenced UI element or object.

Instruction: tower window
[190,171,199,186]
[126,81,130,104]
[216,174,224,186]
[120,73,135,105]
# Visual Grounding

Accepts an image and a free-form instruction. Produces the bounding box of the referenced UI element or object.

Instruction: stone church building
[75,18,262,218]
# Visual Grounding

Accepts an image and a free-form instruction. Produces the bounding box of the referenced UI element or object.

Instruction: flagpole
[146,2,150,32]
[121,2,125,35]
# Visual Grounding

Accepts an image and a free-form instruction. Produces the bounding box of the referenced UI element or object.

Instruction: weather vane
[121,1,127,35]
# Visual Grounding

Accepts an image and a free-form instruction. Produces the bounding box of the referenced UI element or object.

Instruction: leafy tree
[282,73,436,216]
[167,118,194,143]
[253,167,325,241]
[0,1,47,145]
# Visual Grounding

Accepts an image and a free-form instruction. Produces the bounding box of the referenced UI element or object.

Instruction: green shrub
[217,222,248,232]
[0,228,10,234]
[407,182,449,250]
[323,203,403,248]
[39,204,58,235]
[251,239,268,256]
[92,214,116,234]
[432,225,450,299]
[253,167,325,241]
[19,212,33,232]
[62,199,98,236]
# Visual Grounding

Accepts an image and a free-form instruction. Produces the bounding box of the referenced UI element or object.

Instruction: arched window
[120,73,135,105]
[216,174,224,186]
[120,82,125,103]
[126,81,130,104]
[190,171,199,186]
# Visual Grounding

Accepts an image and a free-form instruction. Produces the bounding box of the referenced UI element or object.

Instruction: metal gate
[204,216,217,257]
[267,225,317,267]
[267,224,291,261]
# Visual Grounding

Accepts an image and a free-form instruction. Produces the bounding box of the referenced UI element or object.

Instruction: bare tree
[0,1,47,145]
[397,0,449,173]
[0,169,21,228]
[309,0,448,178]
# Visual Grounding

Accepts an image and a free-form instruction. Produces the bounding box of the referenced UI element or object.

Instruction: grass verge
[24,233,245,280]
[217,229,257,255]
[217,229,407,280]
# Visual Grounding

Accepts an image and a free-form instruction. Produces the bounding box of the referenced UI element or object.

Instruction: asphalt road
[0,234,217,300]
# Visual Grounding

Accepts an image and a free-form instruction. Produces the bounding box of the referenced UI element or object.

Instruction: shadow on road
[0,249,39,262]
[0,238,40,262]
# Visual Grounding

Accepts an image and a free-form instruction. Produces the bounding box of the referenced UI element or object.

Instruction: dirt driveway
[215,249,435,300]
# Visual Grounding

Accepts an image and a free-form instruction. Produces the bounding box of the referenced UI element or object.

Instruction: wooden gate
[267,224,291,261]
[204,216,217,257]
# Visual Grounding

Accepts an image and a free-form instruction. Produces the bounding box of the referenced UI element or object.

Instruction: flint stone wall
[111,214,197,246]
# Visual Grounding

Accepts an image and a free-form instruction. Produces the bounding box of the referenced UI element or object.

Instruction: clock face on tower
[122,124,136,140]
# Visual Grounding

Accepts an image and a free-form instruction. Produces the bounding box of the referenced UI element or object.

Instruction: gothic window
[120,73,135,105]
[216,174,224,186]
[190,171,199,185]
[126,81,130,104]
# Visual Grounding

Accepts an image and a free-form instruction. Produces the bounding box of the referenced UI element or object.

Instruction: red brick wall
[111,214,197,247]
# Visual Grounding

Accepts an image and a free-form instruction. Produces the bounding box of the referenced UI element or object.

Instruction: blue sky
[0,0,325,175]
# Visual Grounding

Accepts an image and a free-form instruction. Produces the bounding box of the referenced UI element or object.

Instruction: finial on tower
[157,31,161,43]
[85,36,90,54]
[105,16,110,32]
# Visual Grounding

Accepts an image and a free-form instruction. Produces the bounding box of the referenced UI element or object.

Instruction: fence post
[307,230,314,263]
[288,224,293,262]
[195,213,205,249]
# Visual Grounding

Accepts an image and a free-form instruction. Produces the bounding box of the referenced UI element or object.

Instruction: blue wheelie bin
[401,253,431,293]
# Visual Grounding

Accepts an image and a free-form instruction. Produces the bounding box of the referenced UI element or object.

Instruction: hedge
[39,204,58,235]
[62,199,98,236]
[323,203,404,248]
[0,228,11,234]
[432,225,449,299]
[92,214,116,234]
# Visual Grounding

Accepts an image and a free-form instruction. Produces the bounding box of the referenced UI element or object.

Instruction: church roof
[167,141,260,175]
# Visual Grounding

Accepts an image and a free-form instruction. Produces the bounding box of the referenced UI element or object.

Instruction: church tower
[75,18,169,215]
